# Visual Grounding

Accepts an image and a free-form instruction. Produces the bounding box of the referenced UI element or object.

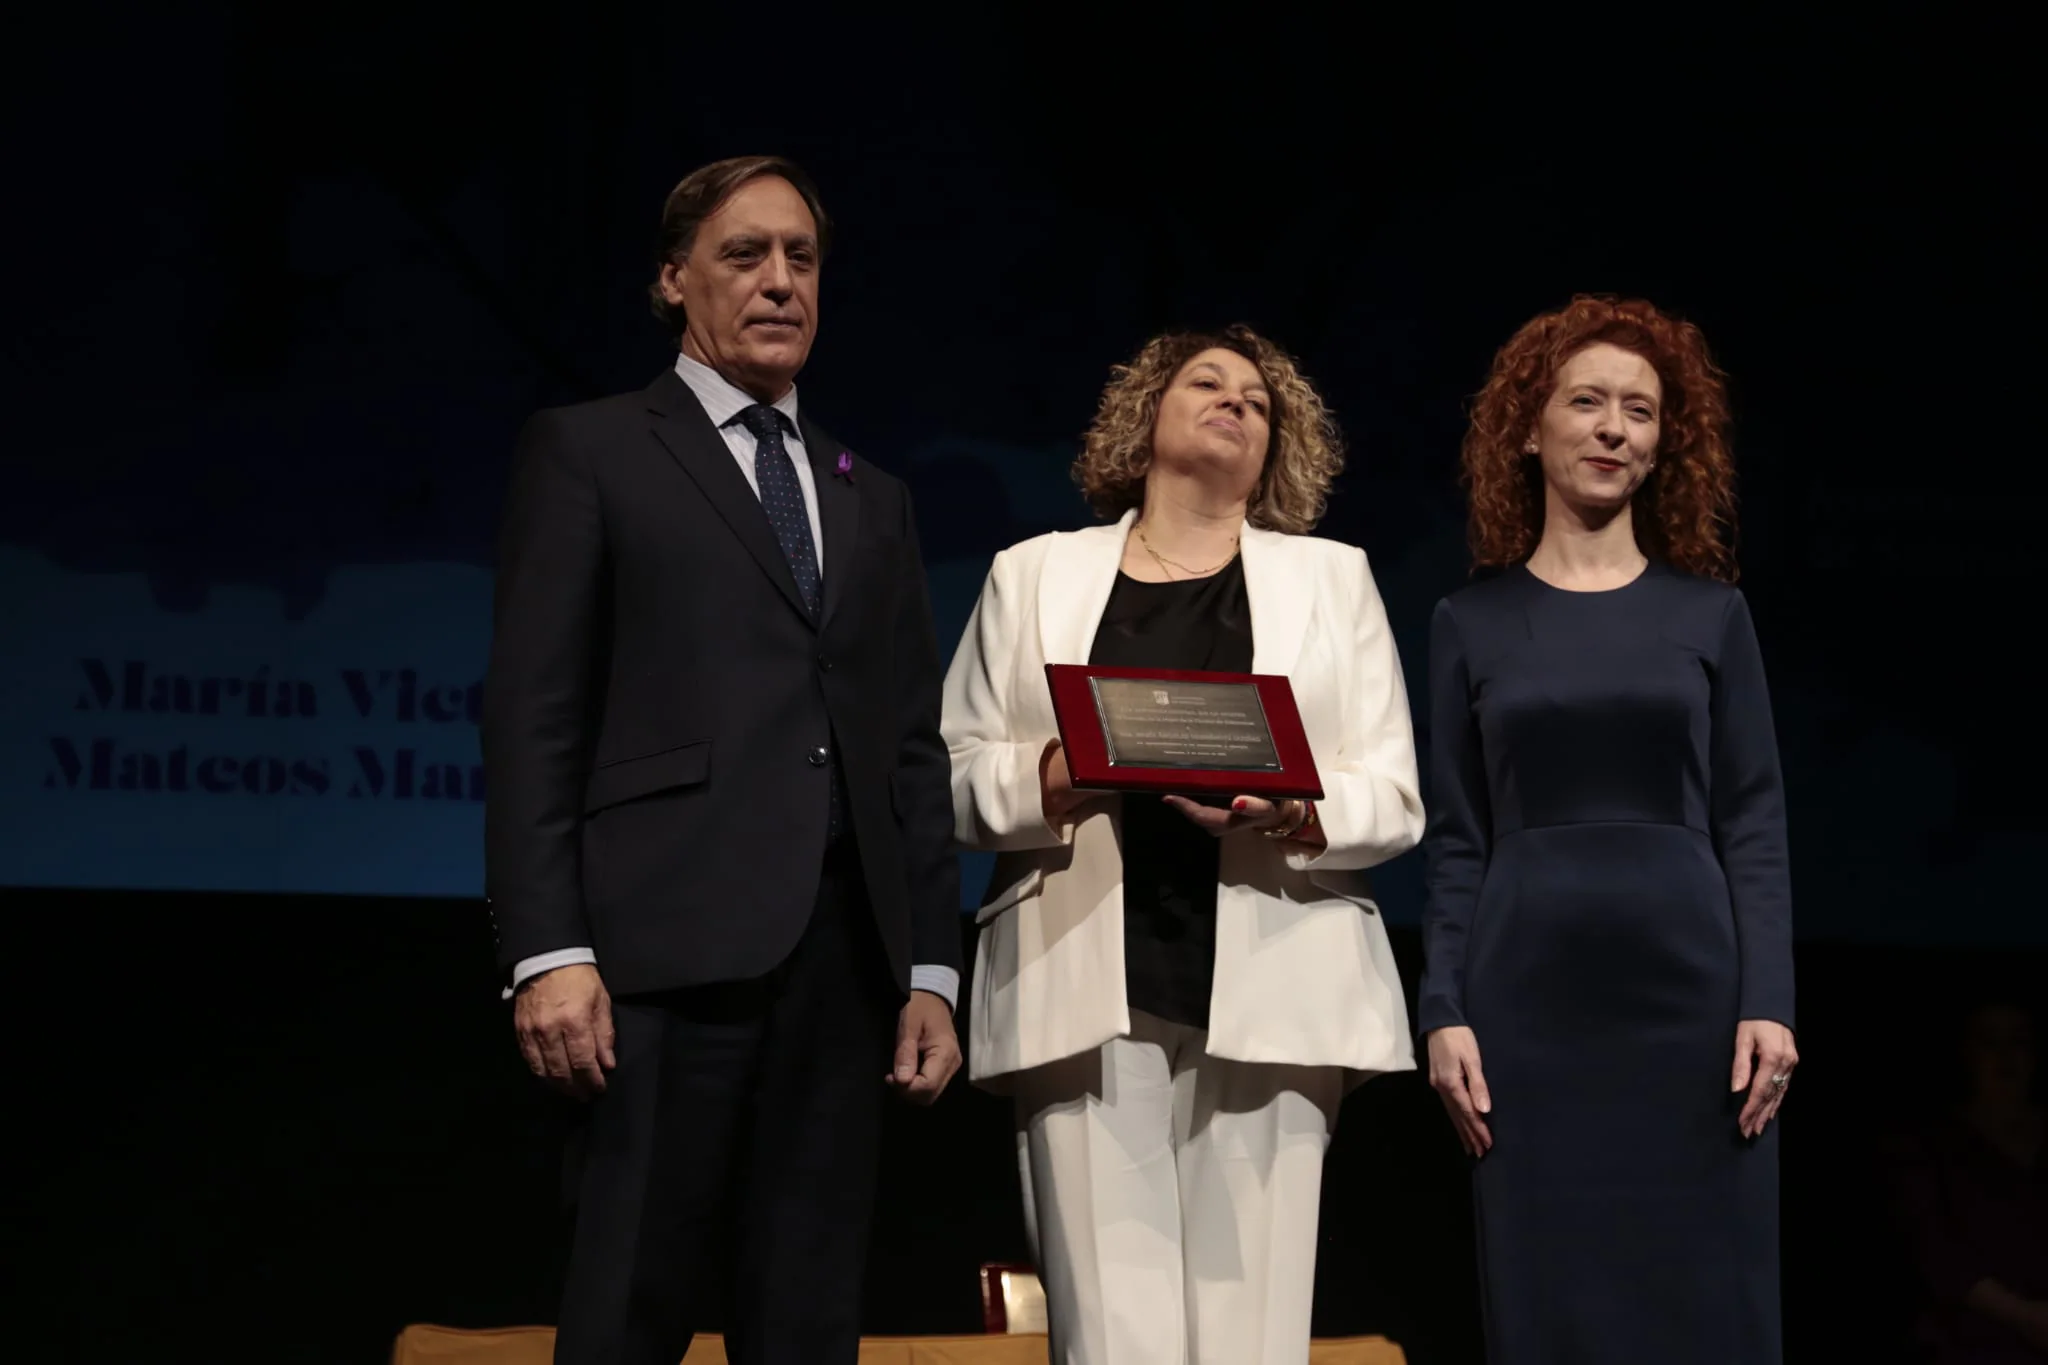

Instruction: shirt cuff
[501,947,597,1001]
[910,964,960,1011]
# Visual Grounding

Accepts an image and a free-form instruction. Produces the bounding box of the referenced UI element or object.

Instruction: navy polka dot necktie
[735,404,822,619]
[734,402,842,838]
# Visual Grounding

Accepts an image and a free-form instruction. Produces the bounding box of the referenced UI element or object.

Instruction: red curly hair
[1462,294,1738,582]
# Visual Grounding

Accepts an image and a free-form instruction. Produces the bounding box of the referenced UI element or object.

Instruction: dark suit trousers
[553,842,900,1365]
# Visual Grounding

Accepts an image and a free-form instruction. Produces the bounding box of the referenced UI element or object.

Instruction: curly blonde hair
[1463,294,1739,581]
[1072,325,1344,535]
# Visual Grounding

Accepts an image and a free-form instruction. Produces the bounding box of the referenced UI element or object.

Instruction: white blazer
[942,510,1425,1088]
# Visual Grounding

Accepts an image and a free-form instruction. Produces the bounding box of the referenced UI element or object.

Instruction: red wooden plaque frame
[1045,664,1323,799]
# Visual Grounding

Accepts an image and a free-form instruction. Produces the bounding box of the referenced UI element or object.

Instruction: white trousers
[1012,1010,1344,1365]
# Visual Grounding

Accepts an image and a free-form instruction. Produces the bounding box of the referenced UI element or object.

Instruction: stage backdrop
[3,4,2037,946]
[2,437,1087,904]
[6,441,2037,948]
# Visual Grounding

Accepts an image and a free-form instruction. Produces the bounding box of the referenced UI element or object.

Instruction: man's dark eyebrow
[716,231,818,252]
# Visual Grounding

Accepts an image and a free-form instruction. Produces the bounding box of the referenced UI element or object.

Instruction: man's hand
[514,963,616,1101]
[886,989,961,1105]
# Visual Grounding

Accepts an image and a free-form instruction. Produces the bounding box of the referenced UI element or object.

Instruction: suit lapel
[1242,524,1310,676]
[1037,511,1135,665]
[799,413,860,629]
[644,370,813,625]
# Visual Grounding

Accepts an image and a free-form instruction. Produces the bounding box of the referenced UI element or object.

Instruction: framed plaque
[1045,664,1323,799]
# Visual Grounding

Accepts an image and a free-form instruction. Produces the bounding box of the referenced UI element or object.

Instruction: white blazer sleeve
[1286,546,1426,872]
[941,548,1068,852]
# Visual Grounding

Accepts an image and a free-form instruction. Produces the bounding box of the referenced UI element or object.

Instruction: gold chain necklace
[1135,521,1238,579]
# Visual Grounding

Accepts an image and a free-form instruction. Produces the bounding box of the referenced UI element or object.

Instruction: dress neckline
[1116,554,1243,588]
[1518,560,1657,595]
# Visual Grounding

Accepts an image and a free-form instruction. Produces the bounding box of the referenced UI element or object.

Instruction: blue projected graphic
[5,550,491,895]
[0,437,1089,908]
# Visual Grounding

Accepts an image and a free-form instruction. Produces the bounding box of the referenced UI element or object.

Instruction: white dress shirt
[507,352,960,1009]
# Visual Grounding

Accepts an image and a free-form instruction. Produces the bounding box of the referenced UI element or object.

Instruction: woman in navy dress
[1419,295,1800,1364]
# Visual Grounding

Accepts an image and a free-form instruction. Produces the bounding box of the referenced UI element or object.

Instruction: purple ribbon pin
[835,450,854,482]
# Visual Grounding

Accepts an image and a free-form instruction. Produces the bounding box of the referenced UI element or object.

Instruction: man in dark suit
[482,155,963,1365]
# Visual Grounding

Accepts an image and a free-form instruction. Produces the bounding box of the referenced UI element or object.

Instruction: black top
[1086,556,1253,1029]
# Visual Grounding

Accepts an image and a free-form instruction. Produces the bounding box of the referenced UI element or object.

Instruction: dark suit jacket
[482,367,961,998]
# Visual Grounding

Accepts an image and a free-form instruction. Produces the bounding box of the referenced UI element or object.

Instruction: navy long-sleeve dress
[1419,562,1794,1365]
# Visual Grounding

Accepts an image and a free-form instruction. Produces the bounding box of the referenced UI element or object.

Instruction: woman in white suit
[941,325,1424,1364]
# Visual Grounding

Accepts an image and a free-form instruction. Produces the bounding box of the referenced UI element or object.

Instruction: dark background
[6,6,2040,1363]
